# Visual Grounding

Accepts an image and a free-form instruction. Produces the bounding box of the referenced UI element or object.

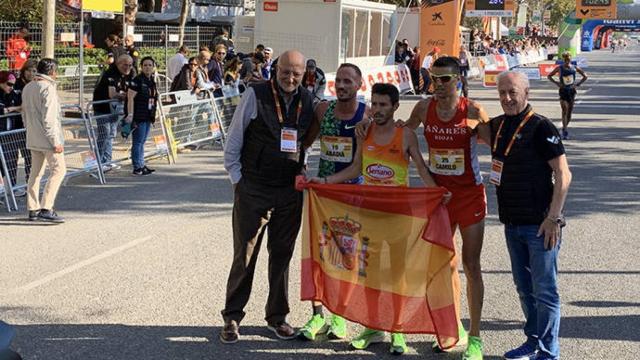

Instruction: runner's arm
[547,67,560,87]
[468,100,491,145]
[354,106,373,139]
[405,128,437,187]
[398,99,429,130]
[575,67,588,87]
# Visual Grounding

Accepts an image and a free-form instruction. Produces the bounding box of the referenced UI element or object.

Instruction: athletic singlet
[423,97,482,188]
[318,101,365,184]
[362,125,409,187]
[559,63,576,87]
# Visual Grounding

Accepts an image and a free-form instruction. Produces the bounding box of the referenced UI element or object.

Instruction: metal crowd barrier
[157,89,227,154]
[0,105,102,212]
[84,99,171,182]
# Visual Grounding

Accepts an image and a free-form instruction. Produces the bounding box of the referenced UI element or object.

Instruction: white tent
[500,22,510,36]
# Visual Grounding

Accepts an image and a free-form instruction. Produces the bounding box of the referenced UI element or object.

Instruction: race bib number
[320,136,353,163]
[429,148,465,176]
[562,75,574,85]
[280,128,298,153]
[489,158,504,186]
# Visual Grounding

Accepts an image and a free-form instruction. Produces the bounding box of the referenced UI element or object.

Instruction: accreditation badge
[320,136,353,163]
[280,128,298,153]
[489,158,504,186]
[428,148,465,176]
[148,98,155,110]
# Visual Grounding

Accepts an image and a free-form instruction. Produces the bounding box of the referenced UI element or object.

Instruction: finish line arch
[582,19,640,51]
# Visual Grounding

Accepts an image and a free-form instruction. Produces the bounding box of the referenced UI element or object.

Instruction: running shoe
[533,353,558,360]
[389,333,408,355]
[298,314,327,341]
[327,314,347,339]
[350,328,385,350]
[462,336,483,360]
[504,342,538,360]
[432,321,468,353]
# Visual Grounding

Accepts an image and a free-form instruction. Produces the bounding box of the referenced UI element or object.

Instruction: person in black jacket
[125,57,158,176]
[170,57,198,92]
[0,70,30,195]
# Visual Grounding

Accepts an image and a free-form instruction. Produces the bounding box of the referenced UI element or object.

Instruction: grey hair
[36,58,58,76]
[496,70,529,89]
[116,54,133,64]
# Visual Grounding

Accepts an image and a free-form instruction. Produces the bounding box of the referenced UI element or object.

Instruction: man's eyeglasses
[430,73,459,83]
[6,83,15,87]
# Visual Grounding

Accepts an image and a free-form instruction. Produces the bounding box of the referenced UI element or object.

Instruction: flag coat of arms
[298,180,460,349]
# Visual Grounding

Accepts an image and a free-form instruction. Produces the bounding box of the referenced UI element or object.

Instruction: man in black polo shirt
[487,71,571,360]
[221,50,316,344]
[92,54,134,170]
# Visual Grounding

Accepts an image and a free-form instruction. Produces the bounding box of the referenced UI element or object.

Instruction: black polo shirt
[92,67,133,114]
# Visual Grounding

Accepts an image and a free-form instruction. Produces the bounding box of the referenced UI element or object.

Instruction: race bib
[562,75,574,85]
[320,136,353,163]
[489,158,504,186]
[429,148,465,176]
[280,128,298,153]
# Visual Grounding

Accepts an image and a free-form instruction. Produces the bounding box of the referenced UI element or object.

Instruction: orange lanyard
[493,110,534,157]
[271,80,302,125]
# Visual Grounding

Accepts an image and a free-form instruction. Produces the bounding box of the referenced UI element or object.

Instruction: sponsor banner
[539,63,558,77]
[420,0,463,59]
[324,64,414,99]
[483,70,502,87]
[83,0,123,12]
[513,67,541,80]
[81,151,98,170]
[494,54,509,71]
[576,0,617,19]
[263,1,278,12]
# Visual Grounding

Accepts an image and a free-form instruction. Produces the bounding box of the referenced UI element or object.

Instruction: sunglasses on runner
[430,73,459,83]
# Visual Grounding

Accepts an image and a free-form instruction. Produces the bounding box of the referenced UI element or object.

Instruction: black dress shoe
[219,320,239,344]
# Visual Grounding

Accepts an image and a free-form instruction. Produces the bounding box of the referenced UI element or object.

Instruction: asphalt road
[1,46,639,360]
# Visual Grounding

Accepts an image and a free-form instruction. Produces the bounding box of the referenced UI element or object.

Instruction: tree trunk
[178,0,190,47]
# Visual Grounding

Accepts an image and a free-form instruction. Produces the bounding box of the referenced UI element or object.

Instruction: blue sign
[513,67,541,80]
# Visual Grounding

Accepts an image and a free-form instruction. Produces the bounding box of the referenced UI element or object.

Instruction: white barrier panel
[512,67,542,80]
[324,64,414,99]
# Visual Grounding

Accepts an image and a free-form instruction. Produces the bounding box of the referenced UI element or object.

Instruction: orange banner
[298,180,459,349]
[420,0,463,57]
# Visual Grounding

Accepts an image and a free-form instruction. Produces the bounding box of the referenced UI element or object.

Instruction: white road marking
[7,236,154,294]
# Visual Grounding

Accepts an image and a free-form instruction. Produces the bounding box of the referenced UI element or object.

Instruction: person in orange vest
[5,24,31,73]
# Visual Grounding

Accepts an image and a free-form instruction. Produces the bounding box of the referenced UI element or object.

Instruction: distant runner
[547,52,588,140]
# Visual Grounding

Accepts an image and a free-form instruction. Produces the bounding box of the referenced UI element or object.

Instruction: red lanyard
[493,110,534,157]
[271,80,302,125]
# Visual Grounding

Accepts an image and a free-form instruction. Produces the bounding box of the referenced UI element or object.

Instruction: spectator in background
[302,59,326,103]
[23,58,66,223]
[410,46,421,93]
[420,47,440,94]
[0,71,30,197]
[194,50,215,94]
[224,57,242,86]
[208,44,227,97]
[124,34,140,73]
[262,47,274,80]
[170,57,198,92]
[105,34,126,67]
[92,54,134,170]
[126,56,158,176]
[394,41,407,64]
[211,29,234,53]
[6,24,31,73]
[239,57,256,86]
[14,59,38,92]
[459,45,472,98]
[168,45,190,82]
[254,44,265,56]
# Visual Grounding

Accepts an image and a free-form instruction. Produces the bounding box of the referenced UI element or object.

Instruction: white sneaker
[110,163,122,170]
[13,188,27,197]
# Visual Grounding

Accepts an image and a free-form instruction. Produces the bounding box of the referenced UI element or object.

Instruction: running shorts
[559,87,577,102]
[445,183,487,229]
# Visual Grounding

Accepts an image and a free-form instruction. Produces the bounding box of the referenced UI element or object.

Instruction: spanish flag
[298,180,459,349]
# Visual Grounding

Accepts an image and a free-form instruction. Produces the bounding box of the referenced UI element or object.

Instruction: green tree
[0,0,73,22]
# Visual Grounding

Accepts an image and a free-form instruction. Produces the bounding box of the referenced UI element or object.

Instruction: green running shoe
[350,328,385,350]
[298,314,328,341]
[432,321,468,353]
[462,336,483,360]
[390,333,408,355]
[327,314,347,339]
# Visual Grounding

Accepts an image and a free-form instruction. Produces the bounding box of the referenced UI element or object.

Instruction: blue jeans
[131,121,151,169]
[505,224,561,359]
[96,117,118,164]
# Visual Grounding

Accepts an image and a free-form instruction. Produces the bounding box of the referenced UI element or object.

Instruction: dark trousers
[221,177,303,325]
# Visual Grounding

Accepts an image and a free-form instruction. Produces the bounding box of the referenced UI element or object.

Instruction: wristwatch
[546,215,566,227]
